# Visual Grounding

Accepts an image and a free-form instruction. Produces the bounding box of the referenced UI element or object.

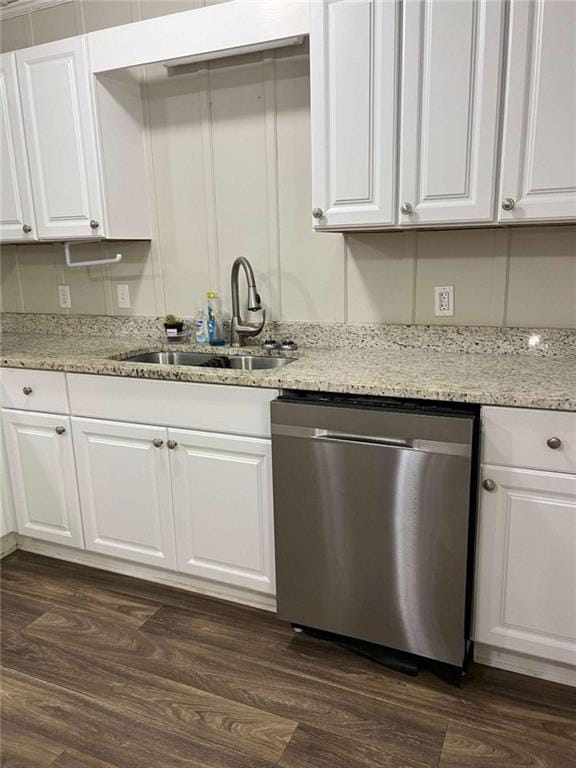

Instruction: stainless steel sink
[119,351,292,370]
[227,355,291,370]
[121,352,217,366]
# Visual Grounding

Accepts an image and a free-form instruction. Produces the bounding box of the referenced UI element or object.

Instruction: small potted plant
[163,313,184,338]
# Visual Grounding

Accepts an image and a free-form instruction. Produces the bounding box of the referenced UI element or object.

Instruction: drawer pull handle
[22,386,33,395]
[152,438,164,448]
[482,478,496,492]
[167,440,178,450]
[546,436,562,450]
[55,426,66,435]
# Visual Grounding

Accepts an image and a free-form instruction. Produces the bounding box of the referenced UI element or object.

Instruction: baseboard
[474,643,576,688]
[16,536,277,613]
[0,532,18,559]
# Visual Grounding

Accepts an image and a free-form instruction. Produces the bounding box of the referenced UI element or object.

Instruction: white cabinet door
[170,429,275,594]
[498,0,576,223]
[0,426,16,538]
[474,466,576,666]
[398,0,504,226]
[1,409,84,548]
[16,37,104,240]
[310,0,399,229]
[0,53,36,242]
[72,418,176,569]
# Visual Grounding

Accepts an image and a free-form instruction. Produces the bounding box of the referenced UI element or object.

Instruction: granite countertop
[1,332,575,411]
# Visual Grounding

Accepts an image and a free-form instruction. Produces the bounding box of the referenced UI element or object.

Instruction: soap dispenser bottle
[207,291,225,346]
[194,303,208,344]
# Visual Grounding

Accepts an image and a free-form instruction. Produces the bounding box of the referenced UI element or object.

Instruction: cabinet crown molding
[0,0,70,21]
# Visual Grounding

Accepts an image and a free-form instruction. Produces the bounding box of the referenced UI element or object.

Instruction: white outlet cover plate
[434,285,454,316]
[58,284,71,309]
[117,284,131,309]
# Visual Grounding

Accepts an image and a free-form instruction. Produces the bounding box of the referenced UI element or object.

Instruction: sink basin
[119,351,292,370]
[122,352,218,366]
[227,356,291,370]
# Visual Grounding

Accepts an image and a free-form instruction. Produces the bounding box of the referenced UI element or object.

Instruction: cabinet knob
[152,438,164,448]
[400,202,414,215]
[22,224,32,233]
[546,436,562,450]
[501,197,516,211]
[55,426,66,435]
[167,440,178,450]
[482,478,496,492]
[90,219,100,229]
[312,208,323,219]
[22,386,33,395]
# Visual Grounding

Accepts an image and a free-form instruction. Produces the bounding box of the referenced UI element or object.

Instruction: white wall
[1,0,575,328]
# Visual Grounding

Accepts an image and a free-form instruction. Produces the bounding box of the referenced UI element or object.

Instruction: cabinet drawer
[0,369,69,414]
[481,407,576,474]
[67,374,278,438]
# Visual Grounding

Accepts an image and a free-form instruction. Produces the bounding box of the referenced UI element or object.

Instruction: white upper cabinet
[398,0,505,226]
[16,38,105,240]
[2,36,151,243]
[310,0,575,230]
[498,0,576,223]
[310,0,399,229]
[0,53,36,242]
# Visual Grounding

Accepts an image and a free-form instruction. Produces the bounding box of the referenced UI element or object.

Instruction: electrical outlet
[117,284,131,309]
[434,285,454,317]
[58,284,71,309]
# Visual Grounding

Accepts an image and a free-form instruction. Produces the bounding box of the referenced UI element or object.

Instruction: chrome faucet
[230,257,266,347]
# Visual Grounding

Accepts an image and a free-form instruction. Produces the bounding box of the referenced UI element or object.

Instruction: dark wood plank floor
[1,552,574,767]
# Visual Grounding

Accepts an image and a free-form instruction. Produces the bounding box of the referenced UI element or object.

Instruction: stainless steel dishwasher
[271,392,479,677]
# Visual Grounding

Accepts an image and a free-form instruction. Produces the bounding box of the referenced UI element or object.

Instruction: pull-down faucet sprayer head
[247,286,262,312]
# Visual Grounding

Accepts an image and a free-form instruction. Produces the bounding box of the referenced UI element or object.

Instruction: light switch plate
[58,284,71,309]
[434,285,454,317]
[117,284,131,309]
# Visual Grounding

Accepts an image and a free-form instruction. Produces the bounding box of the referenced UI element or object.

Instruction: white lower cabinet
[72,418,176,569]
[1,425,16,539]
[1,409,84,548]
[170,428,275,594]
[475,465,576,667]
[70,418,275,594]
[1,373,277,601]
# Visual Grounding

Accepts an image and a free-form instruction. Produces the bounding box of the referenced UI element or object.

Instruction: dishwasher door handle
[272,425,403,443]
[271,424,470,457]
[318,431,411,448]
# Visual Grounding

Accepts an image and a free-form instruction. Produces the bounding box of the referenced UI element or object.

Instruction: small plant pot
[164,321,184,334]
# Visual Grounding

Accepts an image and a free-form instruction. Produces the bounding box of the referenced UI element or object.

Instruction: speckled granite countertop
[1,332,575,411]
